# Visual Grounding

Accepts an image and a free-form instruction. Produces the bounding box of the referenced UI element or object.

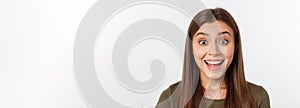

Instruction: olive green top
[156,82,270,108]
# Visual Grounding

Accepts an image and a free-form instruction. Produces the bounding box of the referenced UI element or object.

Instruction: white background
[0,0,299,108]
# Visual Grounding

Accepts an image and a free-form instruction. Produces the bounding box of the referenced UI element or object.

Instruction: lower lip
[206,63,222,71]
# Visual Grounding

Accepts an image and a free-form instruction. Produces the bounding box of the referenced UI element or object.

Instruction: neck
[200,73,226,90]
[200,71,227,99]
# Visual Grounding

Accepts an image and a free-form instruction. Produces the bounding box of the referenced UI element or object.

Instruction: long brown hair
[178,8,256,108]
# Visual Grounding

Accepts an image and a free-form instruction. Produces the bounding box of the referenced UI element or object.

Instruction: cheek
[193,45,206,61]
[223,45,235,59]
[194,48,204,56]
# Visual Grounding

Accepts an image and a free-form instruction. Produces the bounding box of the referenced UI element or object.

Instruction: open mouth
[204,60,224,65]
[204,60,224,70]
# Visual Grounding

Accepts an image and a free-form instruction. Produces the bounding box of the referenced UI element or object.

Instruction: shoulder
[247,82,271,108]
[156,81,180,108]
[247,82,269,99]
[168,81,180,92]
[158,81,180,101]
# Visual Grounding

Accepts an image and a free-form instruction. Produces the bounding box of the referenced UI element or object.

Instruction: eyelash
[198,39,229,46]
[199,40,208,45]
[219,39,229,45]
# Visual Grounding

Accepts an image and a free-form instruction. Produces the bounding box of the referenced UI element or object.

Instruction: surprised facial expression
[192,20,235,80]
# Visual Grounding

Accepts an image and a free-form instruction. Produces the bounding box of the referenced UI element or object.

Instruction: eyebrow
[196,32,208,36]
[196,31,232,37]
[217,31,232,36]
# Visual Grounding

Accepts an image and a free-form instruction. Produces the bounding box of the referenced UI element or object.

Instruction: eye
[219,39,229,45]
[199,40,208,45]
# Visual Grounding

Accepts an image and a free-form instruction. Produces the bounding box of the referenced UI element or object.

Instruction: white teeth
[206,60,223,65]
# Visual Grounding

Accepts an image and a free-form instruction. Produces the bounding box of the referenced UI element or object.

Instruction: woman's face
[192,20,235,80]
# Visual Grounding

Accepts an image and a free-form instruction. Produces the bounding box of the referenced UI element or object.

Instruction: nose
[208,43,221,56]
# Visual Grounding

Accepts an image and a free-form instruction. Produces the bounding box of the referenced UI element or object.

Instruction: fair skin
[192,20,235,99]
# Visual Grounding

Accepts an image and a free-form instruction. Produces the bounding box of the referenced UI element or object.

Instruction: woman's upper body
[156,81,270,108]
[157,8,270,108]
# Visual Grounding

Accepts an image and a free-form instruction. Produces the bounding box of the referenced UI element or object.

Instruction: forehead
[198,20,233,35]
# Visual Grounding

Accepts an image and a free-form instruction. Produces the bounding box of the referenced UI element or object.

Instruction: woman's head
[178,8,255,108]
[189,8,240,81]
[192,19,235,81]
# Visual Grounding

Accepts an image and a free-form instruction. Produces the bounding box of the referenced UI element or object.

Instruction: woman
[156,8,270,108]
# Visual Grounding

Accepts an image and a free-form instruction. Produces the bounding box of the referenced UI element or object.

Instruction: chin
[202,69,226,80]
[207,74,225,80]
